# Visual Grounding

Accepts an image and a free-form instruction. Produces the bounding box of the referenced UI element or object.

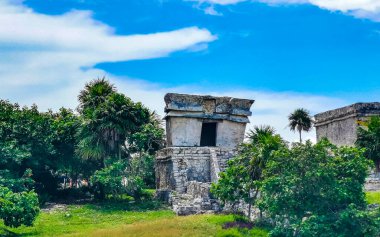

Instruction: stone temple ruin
[315,103,380,146]
[156,93,254,215]
[315,103,380,190]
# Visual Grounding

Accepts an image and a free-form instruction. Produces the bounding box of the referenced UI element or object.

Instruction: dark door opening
[200,122,217,146]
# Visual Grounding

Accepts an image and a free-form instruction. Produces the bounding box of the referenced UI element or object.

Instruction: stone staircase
[170,181,221,215]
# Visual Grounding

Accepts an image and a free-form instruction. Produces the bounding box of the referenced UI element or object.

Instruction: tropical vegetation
[356,116,380,173]
[2,78,380,236]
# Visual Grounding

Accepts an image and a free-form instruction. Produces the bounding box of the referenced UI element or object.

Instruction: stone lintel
[164,93,254,118]
[164,111,250,123]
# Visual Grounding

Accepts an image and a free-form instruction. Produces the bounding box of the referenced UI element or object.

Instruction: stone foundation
[155,146,236,214]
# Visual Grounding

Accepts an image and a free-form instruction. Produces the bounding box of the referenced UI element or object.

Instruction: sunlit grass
[87,214,268,237]
[366,191,380,205]
[0,200,268,237]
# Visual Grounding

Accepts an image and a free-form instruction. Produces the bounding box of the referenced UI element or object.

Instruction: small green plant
[0,186,40,228]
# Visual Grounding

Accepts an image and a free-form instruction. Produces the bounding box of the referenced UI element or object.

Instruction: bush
[90,161,145,200]
[130,153,156,188]
[211,126,285,215]
[259,139,379,236]
[0,186,40,228]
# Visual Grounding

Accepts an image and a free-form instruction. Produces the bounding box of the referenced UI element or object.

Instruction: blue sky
[1,0,380,141]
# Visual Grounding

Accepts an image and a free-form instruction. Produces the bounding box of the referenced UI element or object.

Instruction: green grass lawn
[2,191,380,237]
[366,191,380,205]
[0,200,268,237]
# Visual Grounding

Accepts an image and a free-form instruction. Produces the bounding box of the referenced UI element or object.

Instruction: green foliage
[0,169,34,192]
[130,153,156,188]
[211,126,285,213]
[129,112,165,155]
[76,78,164,199]
[77,77,116,113]
[0,77,163,207]
[356,116,380,172]
[76,79,151,165]
[90,161,145,200]
[259,139,378,236]
[0,186,40,228]
[0,100,59,196]
[288,108,313,143]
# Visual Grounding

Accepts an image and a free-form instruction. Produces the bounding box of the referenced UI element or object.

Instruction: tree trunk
[375,159,380,176]
[299,130,302,143]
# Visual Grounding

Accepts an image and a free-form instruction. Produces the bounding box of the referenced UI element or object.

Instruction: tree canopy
[0,77,165,226]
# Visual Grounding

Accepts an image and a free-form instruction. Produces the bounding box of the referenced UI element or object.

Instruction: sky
[1,0,380,142]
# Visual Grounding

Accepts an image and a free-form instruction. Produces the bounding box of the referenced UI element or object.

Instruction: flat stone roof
[314,102,380,126]
[164,93,254,123]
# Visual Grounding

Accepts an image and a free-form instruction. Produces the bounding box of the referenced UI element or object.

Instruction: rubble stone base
[156,147,236,215]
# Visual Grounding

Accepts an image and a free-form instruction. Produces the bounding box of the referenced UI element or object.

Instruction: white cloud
[0,0,215,86]
[0,0,215,114]
[191,0,380,21]
[0,0,348,143]
[204,5,224,15]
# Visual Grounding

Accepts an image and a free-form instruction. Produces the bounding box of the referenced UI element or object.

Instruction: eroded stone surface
[156,147,235,195]
[156,93,253,215]
[164,93,254,148]
[315,103,380,146]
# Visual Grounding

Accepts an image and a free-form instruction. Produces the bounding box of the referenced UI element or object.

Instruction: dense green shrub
[211,126,285,215]
[130,153,156,188]
[0,186,40,228]
[90,161,144,200]
[259,139,379,237]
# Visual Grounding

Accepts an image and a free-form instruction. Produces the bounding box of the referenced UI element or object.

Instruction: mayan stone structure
[156,93,254,215]
[315,103,380,146]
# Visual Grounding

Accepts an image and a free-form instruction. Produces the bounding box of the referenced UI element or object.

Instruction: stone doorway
[200,122,217,146]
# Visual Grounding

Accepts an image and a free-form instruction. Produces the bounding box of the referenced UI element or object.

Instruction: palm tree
[247,125,276,144]
[288,108,313,143]
[76,78,151,166]
[77,77,116,113]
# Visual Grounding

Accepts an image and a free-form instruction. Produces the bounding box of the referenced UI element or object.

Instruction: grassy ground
[0,200,268,237]
[366,191,380,205]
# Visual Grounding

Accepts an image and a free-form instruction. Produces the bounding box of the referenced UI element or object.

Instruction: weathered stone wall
[316,116,358,146]
[156,147,236,195]
[216,120,246,149]
[166,117,247,148]
[315,103,380,146]
[166,117,202,147]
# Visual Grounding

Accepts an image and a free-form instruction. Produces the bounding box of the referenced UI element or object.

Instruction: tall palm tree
[76,78,151,167]
[288,108,313,143]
